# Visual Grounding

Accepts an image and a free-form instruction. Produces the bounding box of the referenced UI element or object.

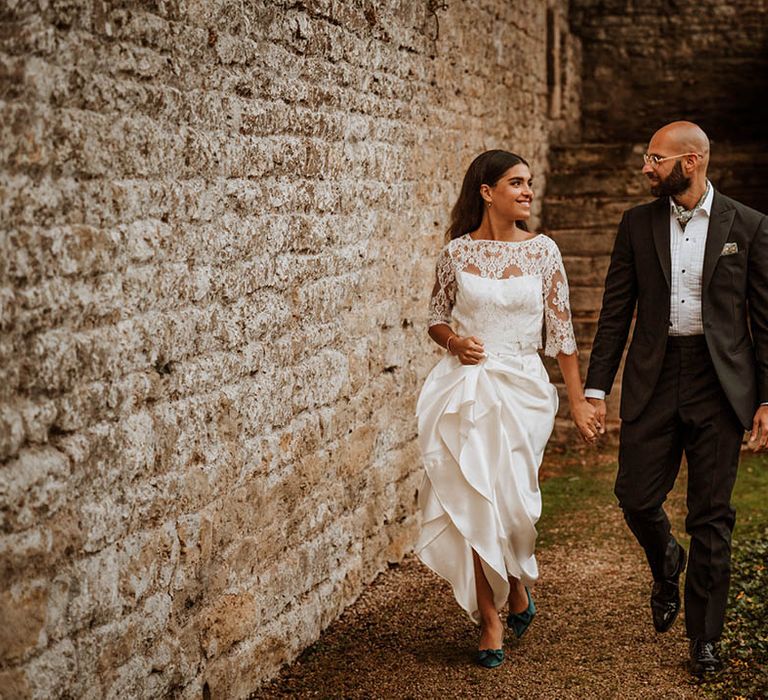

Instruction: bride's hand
[571,398,600,444]
[452,336,485,365]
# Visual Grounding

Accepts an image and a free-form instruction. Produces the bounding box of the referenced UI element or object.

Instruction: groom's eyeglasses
[643,152,701,168]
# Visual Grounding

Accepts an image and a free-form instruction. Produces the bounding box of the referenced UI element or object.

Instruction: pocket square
[721,242,739,256]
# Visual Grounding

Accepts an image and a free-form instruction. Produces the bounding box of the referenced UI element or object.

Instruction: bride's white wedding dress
[415,233,577,623]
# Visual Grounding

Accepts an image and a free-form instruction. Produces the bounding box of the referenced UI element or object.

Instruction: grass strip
[703,454,768,698]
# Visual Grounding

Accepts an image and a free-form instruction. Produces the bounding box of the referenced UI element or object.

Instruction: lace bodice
[428,234,577,357]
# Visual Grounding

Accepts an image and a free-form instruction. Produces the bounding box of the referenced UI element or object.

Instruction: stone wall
[571,0,768,143]
[0,1,579,696]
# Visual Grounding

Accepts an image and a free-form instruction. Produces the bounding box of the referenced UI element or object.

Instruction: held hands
[571,398,602,444]
[448,335,485,365]
[586,398,607,436]
[749,405,768,451]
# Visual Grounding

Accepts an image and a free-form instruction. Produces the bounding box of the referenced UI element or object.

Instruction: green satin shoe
[506,587,536,639]
[475,648,504,668]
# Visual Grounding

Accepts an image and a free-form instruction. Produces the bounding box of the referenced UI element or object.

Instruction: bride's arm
[541,240,599,442]
[557,352,599,443]
[429,324,485,365]
[426,245,484,365]
[428,323,455,350]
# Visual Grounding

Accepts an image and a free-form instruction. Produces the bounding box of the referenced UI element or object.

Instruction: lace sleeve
[427,245,456,327]
[542,240,578,357]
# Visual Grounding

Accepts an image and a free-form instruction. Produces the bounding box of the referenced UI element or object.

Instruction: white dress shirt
[668,182,713,335]
[585,183,713,401]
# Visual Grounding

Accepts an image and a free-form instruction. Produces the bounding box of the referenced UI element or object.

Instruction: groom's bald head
[650,121,710,170]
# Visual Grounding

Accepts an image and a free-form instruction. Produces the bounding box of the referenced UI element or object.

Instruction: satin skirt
[415,349,558,623]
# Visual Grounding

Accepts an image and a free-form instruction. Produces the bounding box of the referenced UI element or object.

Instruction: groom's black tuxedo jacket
[586,189,768,429]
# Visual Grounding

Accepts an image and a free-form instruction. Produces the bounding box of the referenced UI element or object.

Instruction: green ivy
[703,528,768,698]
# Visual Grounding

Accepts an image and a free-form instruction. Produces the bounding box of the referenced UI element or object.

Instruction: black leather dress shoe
[651,544,687,633]
[689,639,722,676]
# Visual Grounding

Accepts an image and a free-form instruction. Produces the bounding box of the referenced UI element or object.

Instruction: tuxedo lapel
[702,191,736,291]
[651,198,671,290]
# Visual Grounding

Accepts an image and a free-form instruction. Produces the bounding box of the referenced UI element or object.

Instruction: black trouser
[616,335,744,642]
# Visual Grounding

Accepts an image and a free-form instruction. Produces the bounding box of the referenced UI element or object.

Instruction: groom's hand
[749,405,768,451]
[586,398,607,436]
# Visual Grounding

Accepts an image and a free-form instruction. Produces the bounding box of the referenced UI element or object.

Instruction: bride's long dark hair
[446,150,530,240]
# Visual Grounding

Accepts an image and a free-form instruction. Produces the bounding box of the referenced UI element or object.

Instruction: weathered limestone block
[23,639,77,700]
[0,579,48,665]
[548,227,618,257]
[200,593,258,659]
[545,196,639,230]
[0,0,583,695]
[1,446,70,532]
[561,256,610,288]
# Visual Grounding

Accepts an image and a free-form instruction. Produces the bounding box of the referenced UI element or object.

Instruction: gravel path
[253,454,706,699]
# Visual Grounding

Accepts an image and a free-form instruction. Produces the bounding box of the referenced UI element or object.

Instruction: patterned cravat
[671,182,710,230]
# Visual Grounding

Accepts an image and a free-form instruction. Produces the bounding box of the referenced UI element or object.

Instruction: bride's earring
[486,200,492,208]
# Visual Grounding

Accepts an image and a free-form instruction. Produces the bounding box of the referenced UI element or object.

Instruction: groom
[584,121,768,676]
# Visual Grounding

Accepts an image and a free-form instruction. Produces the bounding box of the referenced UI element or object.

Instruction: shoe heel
[506,587,536,639]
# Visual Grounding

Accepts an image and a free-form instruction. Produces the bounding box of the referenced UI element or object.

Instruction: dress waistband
[484,340,539,357]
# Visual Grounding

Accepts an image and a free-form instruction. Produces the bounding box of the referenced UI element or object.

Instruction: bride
[415,150,599,668]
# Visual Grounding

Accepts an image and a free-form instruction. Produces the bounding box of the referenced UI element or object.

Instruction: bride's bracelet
[446,335,458,354]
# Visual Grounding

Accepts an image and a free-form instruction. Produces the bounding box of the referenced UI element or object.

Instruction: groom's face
[647,160,691,198]
[642,133,693,198]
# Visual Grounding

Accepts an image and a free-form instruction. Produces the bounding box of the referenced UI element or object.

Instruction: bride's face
[487,163,534,220]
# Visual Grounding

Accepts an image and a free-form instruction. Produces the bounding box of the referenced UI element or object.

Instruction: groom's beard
[649,160,691,198]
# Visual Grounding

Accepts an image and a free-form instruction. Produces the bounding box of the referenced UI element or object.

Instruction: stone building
[0,1,765,697]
